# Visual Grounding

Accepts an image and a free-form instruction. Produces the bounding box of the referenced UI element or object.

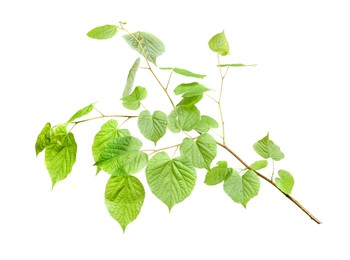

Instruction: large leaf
[218,63,257,67]
[195,115,219,134]
[87,25,118,40]
[45,128,77,188]
[205,161,233,186]
[137,110,168,144]
[208,31,230,56]
[160,67,206,79]
[174,82,210,97]
[96,136,148,176]
[275,170,294,194]
[168,105,200,133]
[123,32,165,65]
[180,133,217,170]
[253,133,284,161]
[146,152,196,210]
[250,160,268,171]
[177,95,203,107]
[35,122,51,156]
[123,58,140,97]
[67,103,94,123]
[121,86,147,110]
[105,176,145,231]
[224,170,260,207]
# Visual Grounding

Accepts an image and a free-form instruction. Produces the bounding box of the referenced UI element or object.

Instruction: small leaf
[96,136,148,176]
[180,133,217,170]
[208,31,230,56]
[160,67,206,79]
[253,133,284,161]
[224,170,260,207]
[123,32,165,65]
[168,105,200,133]
[250,160,268,171]
[195,115,219,133]
[177,95,203,107]
[218,63,257,67]
[275,170,294,194]
[174,82,210,97]
[35,122,51,156]
[137,110,168,144]
[205,161,233,186]
[123,58,140,97]
[121,86,147,110]
[105,176,145,231]
[45,129,77,188]
[67,103,94,123]
[146,152,196,210]
[87,25,118,40]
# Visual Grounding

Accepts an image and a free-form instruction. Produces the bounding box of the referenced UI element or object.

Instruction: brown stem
[216,142,322,224]
[70,115,138,125]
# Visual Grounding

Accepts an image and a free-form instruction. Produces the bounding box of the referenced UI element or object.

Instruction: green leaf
[195,115,219,133]
[180,133,217,170]
[253,133,284,161]
[123,58,140,97]
[96,136,148,176]
[105,176,145,232]
[224,170,260,207]
[250,160,268,171]
[160,67,206,79]
[67,103,94,123]
[121,86,147,110]
[205,161,233,185]
[208,31,230,56]
[146,152,196,210]
[45,129,77,188]
[87,25,118,40]
[177,95,203,107]
[137,110,168,144]
[123,32,165,65]
[174,82,210,97]
[168,105,200,133]
[275,170,294,194]
[35,122,51,156]
[218,63,257,67]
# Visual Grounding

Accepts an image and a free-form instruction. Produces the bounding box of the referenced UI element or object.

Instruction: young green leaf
[35,122,51,156]
[105,176,145,232]
[218,63,257,67]
[177,95,203,107]
[208,31,230,56]
[160,67,206,79]
[146,152,196,211]
[137,110,168,144]
[123,58,140,97]
[123,32,165,66]
[275,170,294,194]
[121,86,147,110]
[168,105,200,133]
[180,133,217,170]
[195,115,219,134]
[96,136,148,176]
[87,25,118,40]
[205,161,233,186]
[250,160,268,171]
[67,103,95,123]
[174,82,210,97]
[224,170,260,207]
[45,130,77,188]
[253,133,284,161]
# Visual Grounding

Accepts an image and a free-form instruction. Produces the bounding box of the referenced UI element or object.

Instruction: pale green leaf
[218,63,257,67]
[205,161,233,185]
[180,133,217,169]
[224,170,260,207]
[168,105,200,133]
[123,58,140,97]
[275,170,294,194]
[208,31,230,56]
[96,136,148,176]
[105,176,145,231]
[146,152,196,210]
[35,122,51,156]
[250,160,268,171]
[174,82,210,97]
[160,67,206,79]
[195,115,219,133]
[67,103,94,123]
[87,25,118,40]
[123,32,165,65]
[137,110,168,144]
[177,95,203,107]
[253,133,284,161]
[121,86,147,110]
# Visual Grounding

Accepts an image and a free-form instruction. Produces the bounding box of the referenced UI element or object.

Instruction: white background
[1,0,350,259]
